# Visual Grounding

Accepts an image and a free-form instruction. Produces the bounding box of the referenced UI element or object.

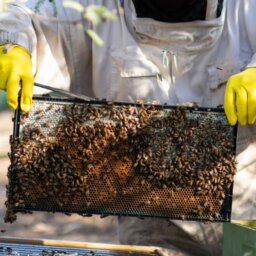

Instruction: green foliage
[84,4,116,26]
[63,1,116,26]
[62,1,84,12]
[63,1,116,45]
[86,29,104,46]
[0,0,117,46]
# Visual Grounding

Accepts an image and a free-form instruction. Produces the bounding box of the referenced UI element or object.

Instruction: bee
[47,105,53,111]
[207,216,214,222]
[144,200,151,206]
[44,122,50,128]
[180,214,186,221]
[36,109,44,119]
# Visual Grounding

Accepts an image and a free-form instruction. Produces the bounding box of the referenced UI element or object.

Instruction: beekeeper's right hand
[0,44,33,112]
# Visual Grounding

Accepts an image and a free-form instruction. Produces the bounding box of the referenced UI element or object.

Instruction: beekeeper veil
[132,0,224,22]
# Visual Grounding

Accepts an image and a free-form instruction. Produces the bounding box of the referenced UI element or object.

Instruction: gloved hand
[0,44,33,112]
[224,67,256,126]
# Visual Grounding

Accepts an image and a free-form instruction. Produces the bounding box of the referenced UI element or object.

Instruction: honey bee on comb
[5,99,237,223]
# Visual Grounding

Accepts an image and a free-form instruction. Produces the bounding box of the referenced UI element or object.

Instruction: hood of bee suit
[132,0,223,23]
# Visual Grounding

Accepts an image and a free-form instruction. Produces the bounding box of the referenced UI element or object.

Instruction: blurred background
[0,90,118,243]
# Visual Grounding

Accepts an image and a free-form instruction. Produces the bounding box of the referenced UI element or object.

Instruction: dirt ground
[0,110,119,244]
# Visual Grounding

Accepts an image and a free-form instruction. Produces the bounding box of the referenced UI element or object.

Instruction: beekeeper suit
[0,0,256,255]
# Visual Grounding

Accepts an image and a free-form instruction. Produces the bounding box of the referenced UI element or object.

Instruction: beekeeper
[0,0,256,255]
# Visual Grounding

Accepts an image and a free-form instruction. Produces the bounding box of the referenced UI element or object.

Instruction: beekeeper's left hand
[224,68,256,125]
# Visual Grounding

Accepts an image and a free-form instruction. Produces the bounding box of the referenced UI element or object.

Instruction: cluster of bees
[5,101,236,223]
[132,107,236,194]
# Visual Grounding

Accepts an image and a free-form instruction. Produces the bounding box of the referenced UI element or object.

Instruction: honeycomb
[5,98,237,223]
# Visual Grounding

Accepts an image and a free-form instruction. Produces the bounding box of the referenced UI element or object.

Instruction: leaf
[63,0,84,12]
[86,29,104,46]
[94,5,116,21]
[84,5,116,26]
[84,5,102,26]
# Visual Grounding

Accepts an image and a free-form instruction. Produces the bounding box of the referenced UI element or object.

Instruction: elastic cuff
[0,31,31,53]
[1,43,18,54]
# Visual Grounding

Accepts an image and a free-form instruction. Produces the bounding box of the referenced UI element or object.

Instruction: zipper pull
[162,50,177,84]
[170,51,177,84]
[162,50,170,68]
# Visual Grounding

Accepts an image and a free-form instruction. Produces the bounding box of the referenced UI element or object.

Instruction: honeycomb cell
[5,99,237,223]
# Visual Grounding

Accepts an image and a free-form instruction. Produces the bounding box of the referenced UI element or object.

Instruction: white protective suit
[0,0,256,255]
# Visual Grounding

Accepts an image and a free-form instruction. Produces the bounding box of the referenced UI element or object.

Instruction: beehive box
[223,221,256,256]
[0,237,162,255]
[5,97,237,223]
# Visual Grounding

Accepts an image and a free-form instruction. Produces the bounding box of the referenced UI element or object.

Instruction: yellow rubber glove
[224,67,256,126]
[0,44,33,112]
